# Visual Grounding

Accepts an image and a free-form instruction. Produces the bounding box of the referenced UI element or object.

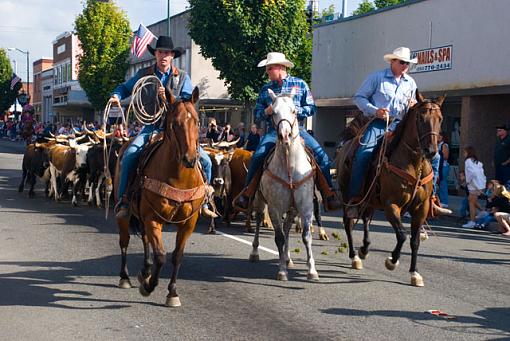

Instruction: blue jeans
[348,119,440,198]
[117,125,212,200]
[245,127,333,188]
[439,162,449,205]
[460,196,469,218]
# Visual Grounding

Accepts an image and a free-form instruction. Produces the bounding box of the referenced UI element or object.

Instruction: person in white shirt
[463,145,487,228]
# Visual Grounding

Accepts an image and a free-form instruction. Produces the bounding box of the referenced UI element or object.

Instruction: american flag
[10,73,21,90]
[131,24,156,59]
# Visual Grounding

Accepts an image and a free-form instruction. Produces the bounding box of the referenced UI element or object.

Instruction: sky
[0,0,361,81]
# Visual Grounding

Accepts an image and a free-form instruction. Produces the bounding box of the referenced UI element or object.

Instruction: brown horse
[115,87,205,307]
[337,91,444,287]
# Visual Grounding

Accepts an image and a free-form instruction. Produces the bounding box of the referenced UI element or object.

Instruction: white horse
[250,89,318,281]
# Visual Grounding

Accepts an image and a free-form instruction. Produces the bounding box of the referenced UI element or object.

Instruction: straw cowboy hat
[383,47,418,64]
[147,35,184,58]
[257,52,294,68]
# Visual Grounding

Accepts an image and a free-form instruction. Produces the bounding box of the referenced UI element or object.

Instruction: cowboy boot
[431,195,452,216]
[201,185,219,219]
[233,169,263,212]
[115,195,130,221]
[314,166,341,212]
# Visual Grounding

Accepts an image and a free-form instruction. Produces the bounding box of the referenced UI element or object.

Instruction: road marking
[216,231,279,256]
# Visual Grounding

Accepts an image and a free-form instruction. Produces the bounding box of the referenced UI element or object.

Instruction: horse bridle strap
[384,161,434,187]
[142,177,205,203]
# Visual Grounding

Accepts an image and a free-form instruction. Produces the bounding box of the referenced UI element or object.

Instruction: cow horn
[75,134,88,142]
[48,131,55,138]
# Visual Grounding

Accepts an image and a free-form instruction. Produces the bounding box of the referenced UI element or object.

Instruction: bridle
[165,100,200,164]
[271,104,299,141]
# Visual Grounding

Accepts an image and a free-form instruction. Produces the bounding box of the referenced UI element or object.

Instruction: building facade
[312,0,510,183]
[32,58,53,122]
[51,32,93,123]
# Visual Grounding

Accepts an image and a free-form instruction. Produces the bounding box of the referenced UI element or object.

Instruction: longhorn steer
[18,142,53,198]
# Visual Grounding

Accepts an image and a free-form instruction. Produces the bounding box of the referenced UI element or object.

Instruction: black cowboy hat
[495,123,510,130]
[147,36,184,58]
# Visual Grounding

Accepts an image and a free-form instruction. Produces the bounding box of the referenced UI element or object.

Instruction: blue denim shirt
[353,68,417,120]
[113,64,193,101]
[254,75,316,131]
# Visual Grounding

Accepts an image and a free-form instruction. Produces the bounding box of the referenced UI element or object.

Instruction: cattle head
[209,149,233,197]
[69,138,93,169]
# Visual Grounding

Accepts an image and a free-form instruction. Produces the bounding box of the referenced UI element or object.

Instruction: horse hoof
[137,273,151,297]
[351,255,363,270]
[420,232,429,241]
[307,272,320,281]
[385,257,399,271]
[319,232,329,241]
[411,272,424,287]
[358,248,368,260]
[165,296,181,307]
[249,254,259,262]
[118,278,132,289]
[277,272,288,281]
[286,259,295,268]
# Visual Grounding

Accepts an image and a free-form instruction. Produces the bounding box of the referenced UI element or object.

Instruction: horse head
[267,88,299,147]
[410,89,444,159]
[166,86,200,168]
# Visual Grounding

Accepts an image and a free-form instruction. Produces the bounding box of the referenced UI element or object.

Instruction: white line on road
[216,231,279,256]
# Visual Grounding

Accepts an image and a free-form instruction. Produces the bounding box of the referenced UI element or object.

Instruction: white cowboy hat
[257,52,294,68]
[383,47,418,64]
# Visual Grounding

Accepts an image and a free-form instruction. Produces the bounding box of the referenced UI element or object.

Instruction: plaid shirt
[254,75,316,130]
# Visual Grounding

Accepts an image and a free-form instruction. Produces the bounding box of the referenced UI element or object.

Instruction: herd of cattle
[17,129,305,235]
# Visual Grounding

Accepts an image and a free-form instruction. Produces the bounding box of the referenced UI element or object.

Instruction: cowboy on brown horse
[345,47,451,218]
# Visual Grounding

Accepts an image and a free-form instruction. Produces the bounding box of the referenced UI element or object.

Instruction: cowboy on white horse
[234,52,341,212]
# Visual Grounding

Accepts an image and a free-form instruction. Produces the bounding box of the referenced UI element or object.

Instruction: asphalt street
[0,139,508,341]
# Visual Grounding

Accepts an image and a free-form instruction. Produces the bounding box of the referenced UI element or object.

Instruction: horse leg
[409,207,427,287]
[139,219,166,298]
[208,216,217,234]
[358,212,372,259]
[314,194,329,240]
[301,212,319,281]
[166,214,199,307]
[249,211,261,262]
[117,216,132,288]
[384,204,405,271]
[343,213,363,270]
[270,210,287,281]
[283,214,294,269]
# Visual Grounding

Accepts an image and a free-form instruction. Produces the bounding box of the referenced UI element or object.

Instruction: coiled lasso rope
[126,75,167,126]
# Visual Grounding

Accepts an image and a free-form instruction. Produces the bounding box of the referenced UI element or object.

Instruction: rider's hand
[109,95,120,107]
[265,105,273,116]
[158,86,166,101]
[375,108,389,120]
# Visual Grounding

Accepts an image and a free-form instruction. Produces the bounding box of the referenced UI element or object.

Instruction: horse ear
[267,88,277,102]
[191,86,200,104]
[436,94,446,107]
[416,89,425,103]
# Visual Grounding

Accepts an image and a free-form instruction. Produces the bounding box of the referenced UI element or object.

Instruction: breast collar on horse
[260,111,315,208]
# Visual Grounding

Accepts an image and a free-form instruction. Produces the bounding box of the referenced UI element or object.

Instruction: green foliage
[0,48,20,114]
[353,0,407,15]
[352,0,376,15]
[321,4,335,18]
[188,0,310,102]
[74,0,131,111]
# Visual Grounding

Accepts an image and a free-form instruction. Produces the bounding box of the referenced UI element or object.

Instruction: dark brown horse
[114,87,205,307]
[337,91,444,287]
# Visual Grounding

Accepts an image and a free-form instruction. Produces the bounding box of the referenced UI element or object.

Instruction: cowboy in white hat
[234,52,341,212]
[109,36,217,220]
[345,46,450,217]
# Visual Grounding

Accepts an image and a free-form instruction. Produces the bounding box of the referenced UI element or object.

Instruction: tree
[0,48,21,115]
[188,0,310,104]
[74,0,132,111]
[353,0,407,15]
[321,4,336,19]
[352,0,376,15]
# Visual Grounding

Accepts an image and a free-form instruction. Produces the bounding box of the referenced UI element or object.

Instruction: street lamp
[8,47,30,99]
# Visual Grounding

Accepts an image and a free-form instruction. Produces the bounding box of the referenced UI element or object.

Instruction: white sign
[410,45,452,74]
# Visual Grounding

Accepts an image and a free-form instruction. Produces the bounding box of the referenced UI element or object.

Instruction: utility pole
[167,0,171,36]
[341,0,348,18]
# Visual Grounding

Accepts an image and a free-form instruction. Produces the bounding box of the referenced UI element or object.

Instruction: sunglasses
[398,60,410,66]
